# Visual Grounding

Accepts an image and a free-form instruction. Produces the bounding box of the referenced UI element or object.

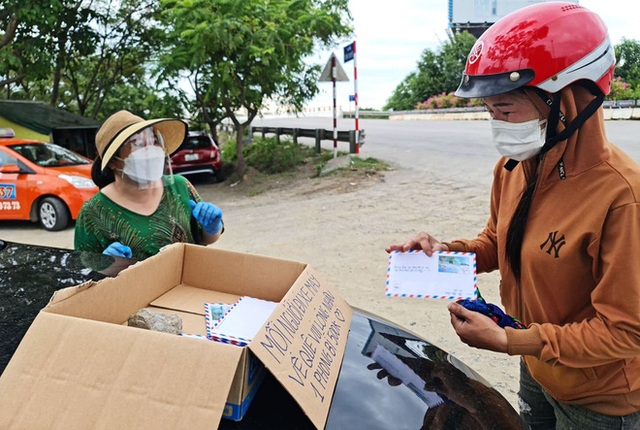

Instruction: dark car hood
[0,239,134,374]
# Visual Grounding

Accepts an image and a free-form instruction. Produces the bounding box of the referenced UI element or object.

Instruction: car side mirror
[0,164,21,174]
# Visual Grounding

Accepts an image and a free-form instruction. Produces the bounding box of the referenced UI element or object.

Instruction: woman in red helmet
[387,2,640,429]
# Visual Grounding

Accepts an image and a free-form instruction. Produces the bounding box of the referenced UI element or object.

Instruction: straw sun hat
[96,110,188,171]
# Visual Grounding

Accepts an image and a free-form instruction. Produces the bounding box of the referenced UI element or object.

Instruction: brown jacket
[446,85,640,415]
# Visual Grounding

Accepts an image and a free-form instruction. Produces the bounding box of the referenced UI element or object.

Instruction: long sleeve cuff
[442,241,466,252]
[506,325,543,358]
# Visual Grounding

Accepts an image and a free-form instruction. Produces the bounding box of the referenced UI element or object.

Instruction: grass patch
[216,135,389,195]
[348,156,387,170]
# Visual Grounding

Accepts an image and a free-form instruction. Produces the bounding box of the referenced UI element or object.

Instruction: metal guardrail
[343,101,640,117]
[602,100,638,108]
[343,107,487,118]
[249,126,365,154]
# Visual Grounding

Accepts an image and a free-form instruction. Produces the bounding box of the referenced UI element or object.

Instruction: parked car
[170,131,223,182]
[0,239,524,429]
[0,128,98,231]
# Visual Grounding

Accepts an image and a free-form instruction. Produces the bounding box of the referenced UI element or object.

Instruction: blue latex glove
[189,199,223,235]
[102,241,132,258]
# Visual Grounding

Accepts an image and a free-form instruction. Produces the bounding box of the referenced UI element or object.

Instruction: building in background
[448,0,580,38]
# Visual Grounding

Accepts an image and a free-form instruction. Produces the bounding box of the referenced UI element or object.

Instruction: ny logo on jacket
[540,231,566,258]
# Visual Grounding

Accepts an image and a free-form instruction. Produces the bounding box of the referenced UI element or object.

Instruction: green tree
[384,73,417,111]
[0,9,19,88]
[159,0,352,180]
[1,0,181,121]
[615,38,640,88]
[0,0,60,93]
[60,0,169,119]
[47,1,98,107]
[384,31,477,111]
[437,31,477,93]
[96,77,186,121]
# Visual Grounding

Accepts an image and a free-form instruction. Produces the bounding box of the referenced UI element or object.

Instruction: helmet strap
[542,81,604,149]
[540,91,564,152]
[503,89,562,172]
[504,159,518,171]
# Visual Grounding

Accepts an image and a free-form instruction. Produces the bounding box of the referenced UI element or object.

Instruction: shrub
[220,137,237,165]
[607,77,640,101]
[243,137,303,173]
[416,92,483,110]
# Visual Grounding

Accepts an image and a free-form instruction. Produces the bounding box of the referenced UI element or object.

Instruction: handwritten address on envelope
[386,250,477,300]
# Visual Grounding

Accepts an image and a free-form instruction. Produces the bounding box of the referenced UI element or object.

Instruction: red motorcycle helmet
[455,2,616,98]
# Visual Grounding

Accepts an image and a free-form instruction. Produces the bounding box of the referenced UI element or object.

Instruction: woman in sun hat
[387,2,640,428]
[74,110,224,260]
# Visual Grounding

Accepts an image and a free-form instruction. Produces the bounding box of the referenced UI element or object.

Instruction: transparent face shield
[113,126,174,189]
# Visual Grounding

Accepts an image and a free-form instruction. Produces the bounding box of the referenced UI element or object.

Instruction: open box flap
[48,279,99,304]
[47,246,180,308]
[179,244,307,301]
[249,266,353,429]
[0,312,241,429]
[44,247,186,324]
[46,254,147,306]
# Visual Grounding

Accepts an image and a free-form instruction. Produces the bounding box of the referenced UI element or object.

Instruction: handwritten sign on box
[386,250,477,300]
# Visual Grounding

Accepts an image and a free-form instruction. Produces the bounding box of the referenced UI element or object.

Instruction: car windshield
[179,136,212,150]
[10,143,90,167]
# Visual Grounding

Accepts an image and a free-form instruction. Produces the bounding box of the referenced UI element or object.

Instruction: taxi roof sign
[0,128,15,138]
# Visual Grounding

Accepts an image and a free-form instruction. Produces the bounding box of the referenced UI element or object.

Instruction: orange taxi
[0,128,98,231]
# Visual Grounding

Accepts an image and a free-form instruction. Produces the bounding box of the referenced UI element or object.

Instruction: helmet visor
[455,69,535,99]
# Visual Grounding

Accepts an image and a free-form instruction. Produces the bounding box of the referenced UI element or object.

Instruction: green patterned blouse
[74,175,203,260]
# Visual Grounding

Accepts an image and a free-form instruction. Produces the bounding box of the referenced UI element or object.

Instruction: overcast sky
[306,0,640,111]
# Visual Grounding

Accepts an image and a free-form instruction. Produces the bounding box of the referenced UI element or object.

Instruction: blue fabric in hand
[103,241,133,258]
[189,200,223,235]
[457,291,526,329]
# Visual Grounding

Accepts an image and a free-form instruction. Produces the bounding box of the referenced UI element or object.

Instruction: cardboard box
[0,243,353,429]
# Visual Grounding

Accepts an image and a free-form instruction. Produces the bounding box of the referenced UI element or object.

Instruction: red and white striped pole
[332,54,338,158]
[353,41,360,155]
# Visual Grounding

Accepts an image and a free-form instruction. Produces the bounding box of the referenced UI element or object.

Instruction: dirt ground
[196,158,520,409]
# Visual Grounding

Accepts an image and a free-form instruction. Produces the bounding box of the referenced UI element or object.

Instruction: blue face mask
[490,118,547,161]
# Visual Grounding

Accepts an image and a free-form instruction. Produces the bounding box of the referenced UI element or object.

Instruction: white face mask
[117,145,166,184]
[491,118,547,161]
